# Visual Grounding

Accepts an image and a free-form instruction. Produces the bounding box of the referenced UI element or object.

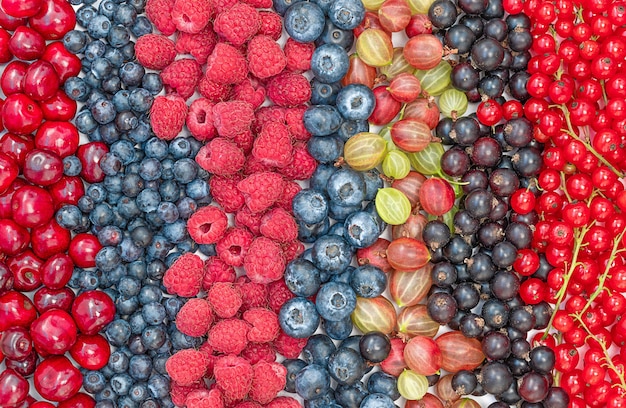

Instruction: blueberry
[173,159,198,184]
[335,382,368,408]
[111,140,137,165]
[310,79,342,105]
[129,88,154,113]
[163,297,185,320]
[158,180,180,203]
[315,281,357,321]
[304,105,343,136]
[316,20,354,50]
[323,315,354,340]
[64,77,91,102]
[120,43,136,61]
[335,84,376,121]
[56,205,83,230]
[90,203,115,226]
[156,202,179,224]
[96,246,122,272]
[297,218,330,243]
[186,179,210,201]
[131,16,153,37]
[328,0,366,30]
[129,382,149,403]
[144,138,169,159]
[284,258,322,297]
[114,4,138,26]
[142,73,163,95]
[138,158,162,181]
[273,0,304,15]
[311,44,350,84]
[128,312,147,335]
[116,111,139,131]
[63,30,89,54]
[367,372,400,401]
[312,234,353,274]
[278,297,321,338]
[307,135,344,164]
[141,325,167,350]
[120,62,145,87]
[118,276,141,298]
[284,2,325,43]
[138,285,162,306]
[328,221,347,237]
[327,347,365,385]
[363,201,387,232]
[111,372,134,396]
[88,15,112,39]
[136,189,160,213]
[146,235,175,261]
[170,328,201,350]
[302,334,337,366]
[116,295,140,316]
[142,302,166,325]
[162,219,188,243]
[310,163,337,193]
[326,168,366,207]
[128,354,152,382]
[83,370,107,394]
[106,319,132,347]
[349,264,387,298]
[108,349,130,373]
[295,364,331,401]
[293,188,329,224]
[147,373,170,399]
[95,386,118,403]
[104,47,125,68]
[344,211,380,248]
[362,168,383,201]
[76,5,98,27]
[305,391,339,408]
[283,358,307,393]
[147,259,167,280]
[338,119,369,142]
[311,0,334,13]
[91,99,117,124]
[168,138,192,158]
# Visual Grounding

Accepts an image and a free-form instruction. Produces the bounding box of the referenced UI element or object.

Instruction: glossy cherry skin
[0,262,13,294]
[0,5,26,30]
[8,250,43,292]
[0,219,30,256]
[68,233,101,268]
[11,185,54,228]
[0,291,37,332]
[30,309,77,355]
[8,26,45,60]
[5,351,38,377]
[0,327,32,361]
[41,253,73,289]
[28,0,75,40]
[0,178,28,218]
[39,89,76,121]
[0,368,29,406]
[0,28,11,62]
[0,151,18,193]
[0,60,28,95]
[57,393,95,408]
[31,218,71,259]
[71,290,115,335]
[31,402,55,408]
[41,42,80,84]
[48,175,85,208]
[0,133,35,167]
[33,286,74,314]
[34,355,82,402]
[1,0,43,18]
[76,142,108,184]
[70,334,110,370]
[35,121,79,158]
[2,93,43,135]
[23,148,64,186]
[23,60,59,101]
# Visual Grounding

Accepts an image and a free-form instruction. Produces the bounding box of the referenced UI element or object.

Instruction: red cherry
[30,402,54,408]
[0,5,25,30]
[0,178,27,219]
[30,309,77,355]
[71,290,115,335]
[0,219,30,256]
[41,42,81,84]
[23,60,59,101]
[41,253,73,289]
[35,121,79,158]
[57,393,96,408]
[8,250,43,292]
[5,351,38,378]
[33,286,74,314]
[0,368,29,407]
[39,89,77,121]
[1,0,42,18]
[28,0,75,40]
[68,233,101,268]
[34,355,82,402]
[48,175,85,208]
[0,327,32,361]
[0,28,11,62]
[76,142,108,184]
[0,151,18,193]
[0,291,37,332]
[70,334,110,370]
[11,185,54,228]
[8,26,45,60]
[0,60,28,95]
[0,133,35,167]
[31,218,71,259]
[0,262,13,295]
[23,148,64,186]
[2,93,43,135]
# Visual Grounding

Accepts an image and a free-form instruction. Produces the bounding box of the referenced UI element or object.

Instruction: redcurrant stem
[600,79,609,106]
[559,172,573,203]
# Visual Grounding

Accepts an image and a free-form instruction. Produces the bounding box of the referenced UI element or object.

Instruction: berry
[244,237,286,284]
[187,98,217,141]
[208,282,243,318]
[233,78,266,110]
[259,11,283,40]
[284,38,315,72]
[149,94,188,140]
[268,279,296,315]
[237,276,270,310]
[276,180,302,212]
[247,35,287,79]
[278,142,317,180]
[198,76,233,103]
[134,34,176,70]
[260,208,299,243]
[196,137,245,176]
[145,0,177,35]
[237,172,285,213]
[209,174,246,213]
[252,121,293,168]
[235,206,263,235]
[208,318,250,355]
[216,227,253,267]
[203,256,237,290]
[166,348,208,386]
[249,361,287,404]
[172,0,212,33]
[267,72,312,108]
[175,26,218,65]
[214,3,261,47]
[273,330,307,358]
[241,342,276,364]
[285,106,311,141]
[185,388,225,408]
[243,307,280,343]
[205,43,248,85]
[176,298,213,337]
[266,397,301,408]
[213,101,255,138]
[161,58,203,100]
[214,355,253,401]
[162,252,204,297]
[187,205,229,244]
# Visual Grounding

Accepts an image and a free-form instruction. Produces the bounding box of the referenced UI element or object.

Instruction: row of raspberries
[142,0,320,406]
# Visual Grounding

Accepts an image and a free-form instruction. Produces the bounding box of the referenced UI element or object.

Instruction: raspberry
[214,355,253,401]
[176,26,218,65]
[206,43,248,85]
[272,331,307,359]
[134,34,176,70]
[241,342,276,365]
[232,130,254,154]
[243,308,280,343]
[237,276,269,310]
[171,382,206,407]
[282,240,305,263]
[266,72,312,108]
[237,172,285,213]
[198,76,233,103]
[214,3,261,47]
[209,174,246,213]
[185,389,225,408]
[216,227,254,267]
[199,343,220,378]
[243,156,274,176]
[259,11,283,41]
[243,237,286,284]
[259,208,298,243]
[212,0,238,13]
[234,206,263,236]
[267,280,295,315]
[208,282,243,318]
[150,94,187,140]
[285,105,311,141]
[146,0,176,35]
[176,298,214,337]
[284,38,315,73]
[232,78,266,110]
[172,0,213,33]
[166,349,209,386]
[275,180,301,212]
[213,101,255,138]
[187,205,228,245]
[241,0,272,8]
[187,98,217,141]
[252,122,293,168]
[196,137,245,176]
[249,362,287,404]
[161,58,203,100]
[234,402,263,408]
[163,253,204,297]
[203,256,237,291]
[247,35,287,79]
[253,106,286,134]
[266,397,301,408]
[278,142,317,180]
[208,318,250,355]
